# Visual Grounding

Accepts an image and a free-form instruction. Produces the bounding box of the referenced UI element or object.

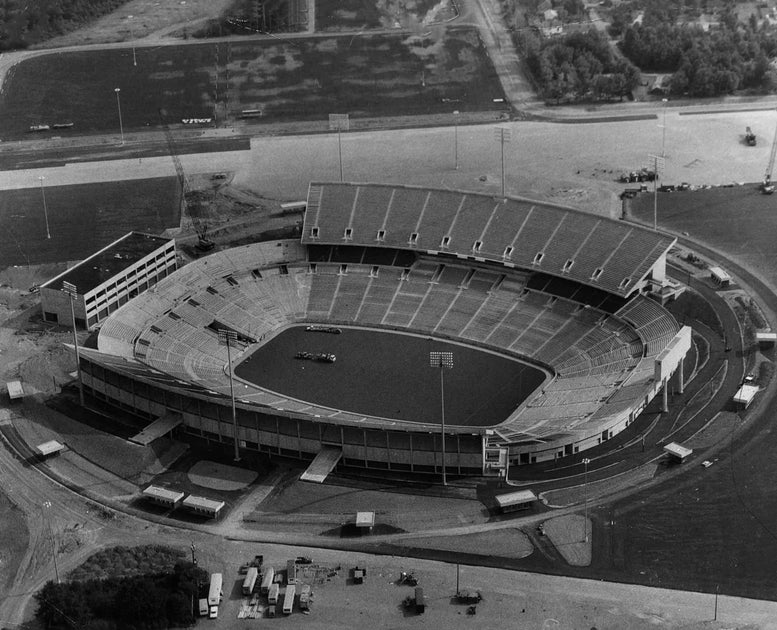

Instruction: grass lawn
[0,177,180,267]
[0,27,505,139]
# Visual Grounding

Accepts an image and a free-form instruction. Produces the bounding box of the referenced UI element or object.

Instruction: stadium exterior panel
[84,183,689,477]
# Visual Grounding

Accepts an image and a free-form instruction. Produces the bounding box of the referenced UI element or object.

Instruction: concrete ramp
[300,446,342,483]
[129,414,183,446]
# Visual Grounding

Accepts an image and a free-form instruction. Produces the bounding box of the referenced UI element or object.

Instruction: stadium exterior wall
[80,357,486,475]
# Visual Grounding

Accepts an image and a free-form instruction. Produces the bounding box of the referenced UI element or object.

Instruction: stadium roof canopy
[41,232,173,294]
[303,182,675,297]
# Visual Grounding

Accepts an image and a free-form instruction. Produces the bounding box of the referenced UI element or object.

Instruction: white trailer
[208,573,223,607]
[260,566,275,594]
[282,584,296,615]
[242,566,258,595]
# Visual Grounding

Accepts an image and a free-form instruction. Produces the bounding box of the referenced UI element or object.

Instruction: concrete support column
[662,379,669,412]
[677,358,685,395]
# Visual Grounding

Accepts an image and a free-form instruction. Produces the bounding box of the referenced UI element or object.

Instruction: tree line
[0,0,129,50]
[518,29,641,103]
[35,560,208,629]
[620,20,777,96]
[612,0,777,96]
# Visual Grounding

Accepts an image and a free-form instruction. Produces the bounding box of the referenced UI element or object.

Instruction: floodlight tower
[61,281,84,407]
[429,351,453,486]
[218,329,241,462]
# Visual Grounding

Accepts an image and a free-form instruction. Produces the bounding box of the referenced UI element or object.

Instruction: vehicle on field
[746,126,757,146]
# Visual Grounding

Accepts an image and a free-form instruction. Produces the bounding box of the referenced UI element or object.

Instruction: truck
[260,566,275,594]
[286,559,299,585]
[282,584,296,615]
[268,582,280,605]
[298,584,311,611]
[198,598,209,616]
[242,566,258,595]
[208,573,223,607]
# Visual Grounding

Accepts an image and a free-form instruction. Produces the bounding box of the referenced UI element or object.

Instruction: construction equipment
[158,110,214,250]
[762,116,777,194]
[746,126,757,146]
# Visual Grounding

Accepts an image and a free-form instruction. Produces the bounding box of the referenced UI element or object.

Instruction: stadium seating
[97,222,681,460]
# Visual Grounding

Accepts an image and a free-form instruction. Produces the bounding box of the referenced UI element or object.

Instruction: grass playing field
[235,326,546,427]
[0,177,180,267]
[0,27,505,140]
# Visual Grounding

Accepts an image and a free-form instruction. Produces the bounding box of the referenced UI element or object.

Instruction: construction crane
[761,113,777,194]
[158,110,214,250]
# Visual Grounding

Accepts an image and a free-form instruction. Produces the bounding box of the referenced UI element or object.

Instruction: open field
[0,27,506,140]
[236,327,544,427]
[0,177,180,267]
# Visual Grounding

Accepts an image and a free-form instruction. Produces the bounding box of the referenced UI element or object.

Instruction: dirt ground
[34,0,237,48]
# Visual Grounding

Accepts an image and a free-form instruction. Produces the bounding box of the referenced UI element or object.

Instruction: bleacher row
[97,241,680,442]
[303,182,676,297]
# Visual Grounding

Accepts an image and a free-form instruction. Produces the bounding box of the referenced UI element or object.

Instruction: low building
[756,332,777,346]
[709,266,731,288]
[6,380,24,402]
[355,511,375,532]
[182,495,225,518]
[40,232,176,329]
[495,489,537,513]
[142,485,185,508]
[36,440,65,459]
[663,442,693,462]
[733,383,759,409]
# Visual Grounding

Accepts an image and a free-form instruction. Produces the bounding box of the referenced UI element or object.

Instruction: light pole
[649,154,665,232]
[582,457,591,543]
[218,329,241,462]
[329,114,349,182]
[453,110,460,170]
[114,87,124,145]
[661,98,668,158]
[494,127,511,198]
[61,281,84,407]
[127,15,137,67]
[429,351,453,486]
[42,501,60,584]
[38,176,51,239]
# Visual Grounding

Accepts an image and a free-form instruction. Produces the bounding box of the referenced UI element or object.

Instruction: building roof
[6,380,23,399]
[41,232,173,295]
[733,384,759,405]
[663,442,693,460]
[142,485,185,503]
[495,489,537,508]
[303,182,675,297]
[36,440,64,457]
[709,266,731,282]
[182,495,225,513]
[355,511,375,527]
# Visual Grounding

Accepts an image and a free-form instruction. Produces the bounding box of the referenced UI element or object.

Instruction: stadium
[78,182,691,478]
